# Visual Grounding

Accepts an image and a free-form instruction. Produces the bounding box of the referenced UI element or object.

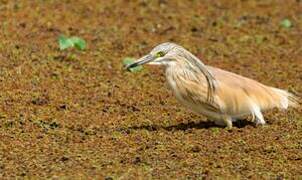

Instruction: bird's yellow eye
[155,51,165,58]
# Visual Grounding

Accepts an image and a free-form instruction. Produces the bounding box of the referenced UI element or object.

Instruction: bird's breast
[166,72,185,103]
[165,67,223,120]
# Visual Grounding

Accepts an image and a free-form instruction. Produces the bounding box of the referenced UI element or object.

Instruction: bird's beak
[125,54,154,70]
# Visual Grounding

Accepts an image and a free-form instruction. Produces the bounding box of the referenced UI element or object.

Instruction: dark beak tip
[124,63,136,71]
[124,54,152,71]
[125,64,131,69]
[124,64,129,70]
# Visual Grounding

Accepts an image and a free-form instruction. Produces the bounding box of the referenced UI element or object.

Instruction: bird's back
[207,66,298,115]
[165,61,298,120]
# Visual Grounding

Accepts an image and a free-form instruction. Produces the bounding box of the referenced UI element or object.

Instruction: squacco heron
[126,42,299,128]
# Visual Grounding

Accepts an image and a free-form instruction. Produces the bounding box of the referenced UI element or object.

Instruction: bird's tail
[271,88,300,109]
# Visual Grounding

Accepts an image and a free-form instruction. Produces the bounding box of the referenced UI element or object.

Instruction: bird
[125,42,300,129]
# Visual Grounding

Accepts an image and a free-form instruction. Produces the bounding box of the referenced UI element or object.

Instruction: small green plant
[280,19,292,28]
[211,127,220,134]
[122,57,143,72]
[58,35,86,50]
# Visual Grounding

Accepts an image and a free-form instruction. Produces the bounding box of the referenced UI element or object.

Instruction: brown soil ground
[0,0,302,179]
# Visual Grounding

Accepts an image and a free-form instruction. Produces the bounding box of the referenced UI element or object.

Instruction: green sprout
[58,35,86,50]
[122,57,143,72]
[280,19,292,29]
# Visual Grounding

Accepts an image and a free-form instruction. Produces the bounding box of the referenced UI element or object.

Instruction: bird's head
[125,42,217,103]
[125,42,182,69]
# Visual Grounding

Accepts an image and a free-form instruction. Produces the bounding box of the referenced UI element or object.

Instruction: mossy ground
[0,0,301,179]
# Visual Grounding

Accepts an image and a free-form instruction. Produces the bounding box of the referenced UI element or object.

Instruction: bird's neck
[165,64,193,83]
